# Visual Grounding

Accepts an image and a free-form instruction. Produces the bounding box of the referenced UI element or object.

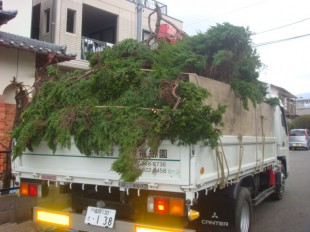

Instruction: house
[269,84,297,119]
[296,93,310,116]
[0,30,75,145]
[0,30,75,174]
[30,0,183,63]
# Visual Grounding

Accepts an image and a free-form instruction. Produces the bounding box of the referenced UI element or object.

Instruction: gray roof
[0,9,17,22]
[270,84,296,99]
[296,92,310,99]
[0,31,76,67]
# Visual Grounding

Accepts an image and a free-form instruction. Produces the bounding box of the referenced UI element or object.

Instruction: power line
[254,17,310,35]
[254,33,310,47]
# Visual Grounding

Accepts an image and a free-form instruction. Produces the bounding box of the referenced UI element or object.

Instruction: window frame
[66,8,76,34]
[44,8,50,33]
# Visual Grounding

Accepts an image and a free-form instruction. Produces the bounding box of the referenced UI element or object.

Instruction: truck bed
[12,135,276,193]
[13,74,279,195]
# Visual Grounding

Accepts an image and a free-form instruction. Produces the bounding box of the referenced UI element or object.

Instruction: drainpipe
[136,0,143,42]
[51,0,56,43]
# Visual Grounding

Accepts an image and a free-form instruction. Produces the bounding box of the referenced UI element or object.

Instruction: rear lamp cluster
[147,196,185,217]
[147,196,200,221]
[20,182,43,197]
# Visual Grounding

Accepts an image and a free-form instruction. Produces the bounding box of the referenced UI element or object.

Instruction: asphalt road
[252,149,310,232]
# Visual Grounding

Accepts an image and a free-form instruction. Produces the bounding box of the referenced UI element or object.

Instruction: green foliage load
[13,23,266,181]
[184,23,267,109]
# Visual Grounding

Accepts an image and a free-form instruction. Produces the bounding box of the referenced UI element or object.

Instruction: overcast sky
[1,0,32,36]
[161,0,310,96]
[1,0,309,96]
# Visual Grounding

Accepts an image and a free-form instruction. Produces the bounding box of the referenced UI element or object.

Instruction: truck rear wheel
[235,187,252,232]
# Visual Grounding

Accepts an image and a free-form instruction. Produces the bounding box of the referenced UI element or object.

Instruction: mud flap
[192,185,236,232]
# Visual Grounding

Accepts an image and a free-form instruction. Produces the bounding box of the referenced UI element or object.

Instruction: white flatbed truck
[12,74,289,232]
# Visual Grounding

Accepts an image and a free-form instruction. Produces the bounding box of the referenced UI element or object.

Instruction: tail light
[155,198,169,214]
[147,196,184,217]
[20,182,44,197]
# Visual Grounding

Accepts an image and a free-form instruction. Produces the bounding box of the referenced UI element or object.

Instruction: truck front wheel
[235,187,252,232]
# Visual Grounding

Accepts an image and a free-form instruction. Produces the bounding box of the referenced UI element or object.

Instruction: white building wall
[0,47,35,103]
[58,0,83,57]
[118,8,135,41]
[296,98,310,115]
[38,0,53,43]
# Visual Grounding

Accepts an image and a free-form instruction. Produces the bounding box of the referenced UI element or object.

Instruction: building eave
[0,31,76,68]
[0,9,17,25]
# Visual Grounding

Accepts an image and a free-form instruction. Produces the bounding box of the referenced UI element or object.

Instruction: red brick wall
[0,103,16,173]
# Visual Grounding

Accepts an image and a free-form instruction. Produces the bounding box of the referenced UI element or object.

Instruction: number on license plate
[85,206,116,228]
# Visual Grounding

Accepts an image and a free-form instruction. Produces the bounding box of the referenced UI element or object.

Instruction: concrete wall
[0,184,71,226]
[0,194,36,225]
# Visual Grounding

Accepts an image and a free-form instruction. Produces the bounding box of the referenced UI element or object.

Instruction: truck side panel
[193,136,277,190]
[13,141,191,192]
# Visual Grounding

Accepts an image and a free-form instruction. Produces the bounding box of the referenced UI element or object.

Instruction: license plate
[296,143,301,147]
[85,206,116,228]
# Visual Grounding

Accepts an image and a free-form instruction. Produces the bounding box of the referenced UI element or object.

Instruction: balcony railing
[128,0,167,15]
[81,36,113,60]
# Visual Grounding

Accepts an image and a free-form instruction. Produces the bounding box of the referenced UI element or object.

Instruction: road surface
[253,149,310,232]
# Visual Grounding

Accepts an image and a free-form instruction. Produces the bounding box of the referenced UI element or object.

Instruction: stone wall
[0,194,36,225]
[0,184,71,226]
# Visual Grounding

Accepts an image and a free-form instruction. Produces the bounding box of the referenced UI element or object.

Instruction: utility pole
[136,0,143,42]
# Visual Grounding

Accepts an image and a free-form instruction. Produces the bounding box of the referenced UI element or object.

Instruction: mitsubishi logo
[202,211,229,227]
[211,212,219,219]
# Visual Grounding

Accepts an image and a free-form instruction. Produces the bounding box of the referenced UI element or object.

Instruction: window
[31,4,41,39]
[142,30,151,40]
[66,9,76,33]
[280,107,288,135]
[44,8,50,33]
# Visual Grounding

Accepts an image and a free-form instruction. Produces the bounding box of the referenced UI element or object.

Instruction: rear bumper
[33,207,196,232]
[289,142,308,149]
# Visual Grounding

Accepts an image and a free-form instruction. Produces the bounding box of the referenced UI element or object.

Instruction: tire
[235,187,252,232]
[271,164,285,200]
